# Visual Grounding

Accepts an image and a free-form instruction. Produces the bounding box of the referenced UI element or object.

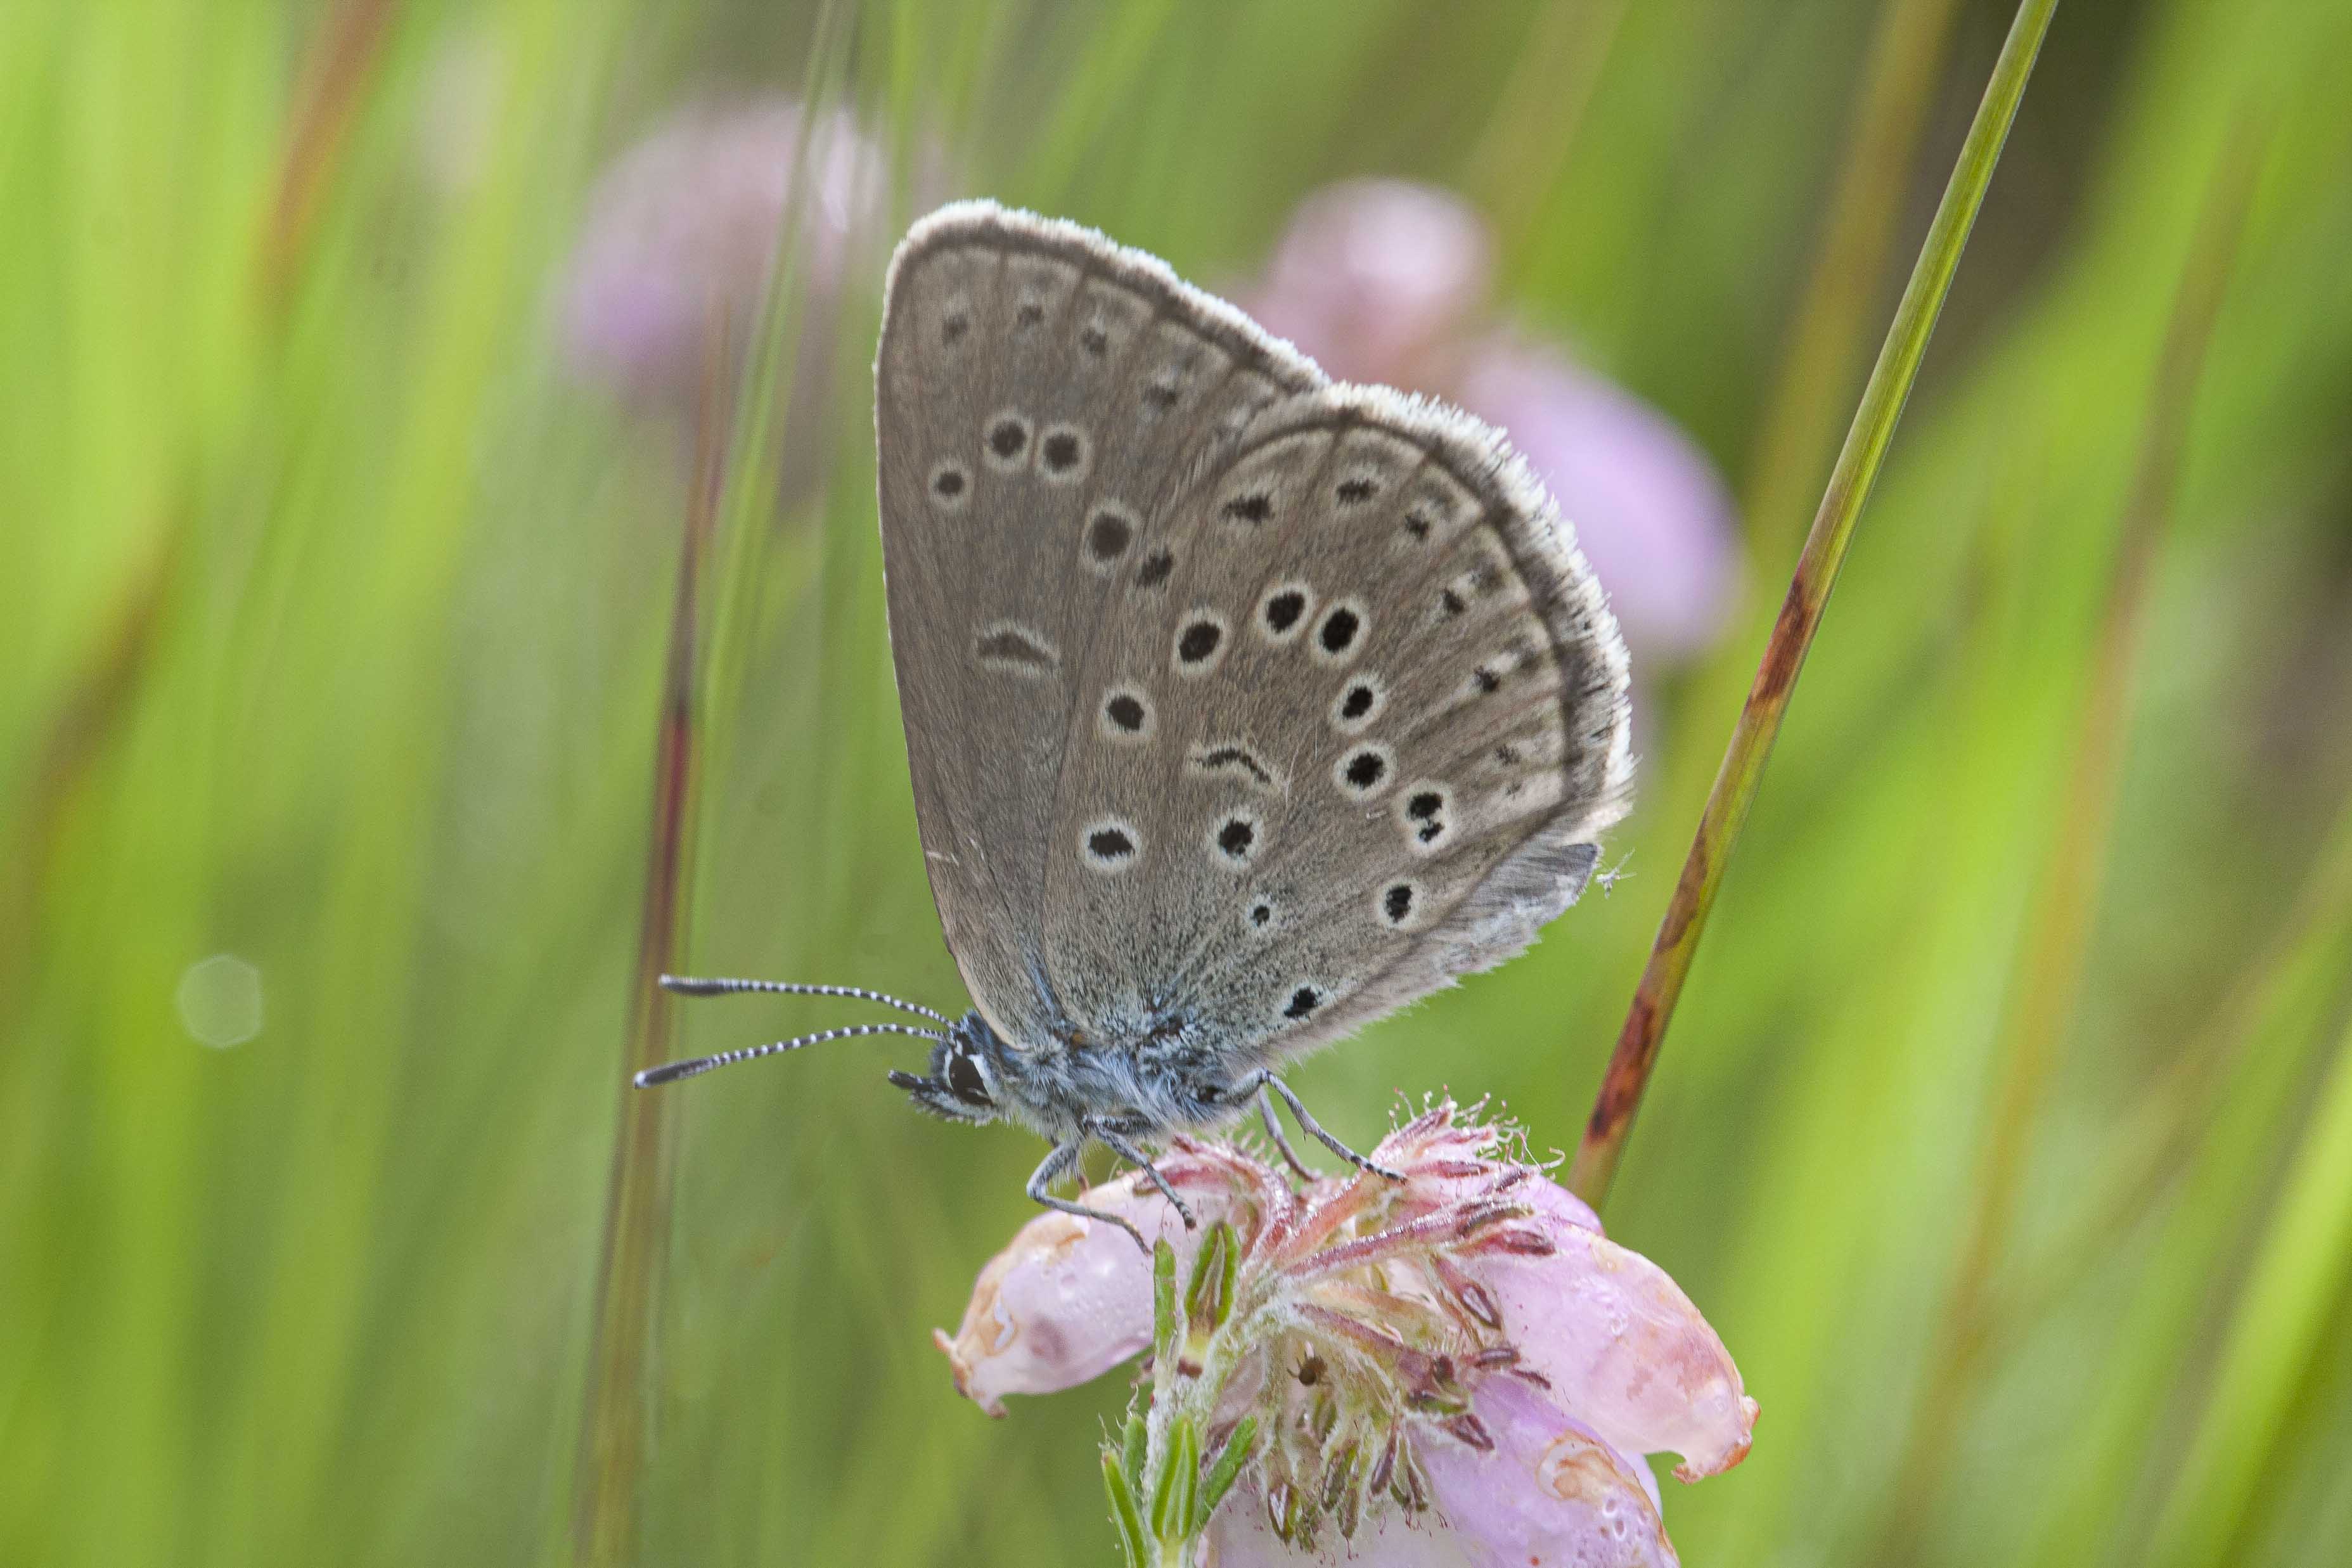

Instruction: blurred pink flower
[1454,340,1738,663]
[938,1102,1754,1565]
[562,98,887,404]
[558,97,923,512]
[1247,181,1741,665]
[1245,181,1493,389]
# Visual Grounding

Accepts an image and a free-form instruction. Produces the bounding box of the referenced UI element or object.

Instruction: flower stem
[1124,1275,1271,1565]
[1569,0,2061,1209]
[569,334,729,1567]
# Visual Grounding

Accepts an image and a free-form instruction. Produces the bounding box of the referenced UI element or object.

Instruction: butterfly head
[889,1010,1013,1125]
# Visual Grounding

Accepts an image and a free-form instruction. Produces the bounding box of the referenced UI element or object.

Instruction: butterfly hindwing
[1042,381,1631,1066]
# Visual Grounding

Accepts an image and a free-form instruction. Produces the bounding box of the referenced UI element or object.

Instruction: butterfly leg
[1254,1084,1318,1181]
[1025,1140,1149,1252]
[1257,1074,1404,1181]
[1086,1121,1197,1231]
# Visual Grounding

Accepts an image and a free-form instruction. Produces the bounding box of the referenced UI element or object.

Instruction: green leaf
[1193,1416,1259,1532]
[1148,1415,1198,1542]
[1122,1408,1149,1500]
[1183,1221,1237,1329]
[1151,1238,1178,1368]
[1100,1446,1148,1568]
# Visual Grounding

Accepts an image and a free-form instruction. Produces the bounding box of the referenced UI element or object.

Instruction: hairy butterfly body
[640,200,1632,1246]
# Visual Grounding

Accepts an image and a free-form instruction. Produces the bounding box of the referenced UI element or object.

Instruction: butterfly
[638,201,1632,1249]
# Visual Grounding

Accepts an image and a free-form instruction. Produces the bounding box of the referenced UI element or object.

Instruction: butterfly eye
[947,1050,990,1105]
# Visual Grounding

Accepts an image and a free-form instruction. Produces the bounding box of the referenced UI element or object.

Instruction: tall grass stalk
[1987,787,2352,1349]
[569,347,726,1568]
[2148,1006,2352,1568]
[570,13,854,1555]
[257,0,400,312]
[1,0,395,1016]
[1569,0,2062,1207]
[693,2,854,886]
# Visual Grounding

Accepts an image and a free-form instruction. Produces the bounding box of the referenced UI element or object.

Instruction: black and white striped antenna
[634,1021,947,1088]
[632,974,953,1088]
[657,974,951,1024]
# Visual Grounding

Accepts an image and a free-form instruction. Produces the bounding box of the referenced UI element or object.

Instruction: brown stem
[0,523,184,1020]
[259,0,402,314]
[570,335,731,1567]
[4,1,402,1013]
[1569,0,2062,1209]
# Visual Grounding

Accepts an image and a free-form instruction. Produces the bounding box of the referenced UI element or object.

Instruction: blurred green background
[9,1,2352,1564]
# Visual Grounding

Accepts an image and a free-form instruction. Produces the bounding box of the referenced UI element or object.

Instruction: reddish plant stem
[1569,0,2060,1209]
[259,0,402,313]
[570,339,731,1567]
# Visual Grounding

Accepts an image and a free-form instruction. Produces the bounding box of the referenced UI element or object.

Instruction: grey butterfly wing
[1038,370,1633,1066]
[875,201,1319,1050]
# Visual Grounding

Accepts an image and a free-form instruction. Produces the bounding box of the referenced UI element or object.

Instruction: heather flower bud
[932,1166,1228,1417]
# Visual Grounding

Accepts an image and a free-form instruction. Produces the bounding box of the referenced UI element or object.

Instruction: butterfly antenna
[658,974,953,1025]
[634,1022,946,1088]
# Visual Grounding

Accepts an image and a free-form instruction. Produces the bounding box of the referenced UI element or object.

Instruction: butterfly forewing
[875,203,1318,1051]
[877,201,1630,1070]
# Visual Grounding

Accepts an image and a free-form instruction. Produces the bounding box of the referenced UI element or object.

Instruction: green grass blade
[2147,1009,2352,1568]
[1569,0,2062,1209]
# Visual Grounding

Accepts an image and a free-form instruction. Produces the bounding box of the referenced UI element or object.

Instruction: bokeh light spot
[177,954,264,1048]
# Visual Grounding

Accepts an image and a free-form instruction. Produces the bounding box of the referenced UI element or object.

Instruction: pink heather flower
[1244,181,1493,389]
[937,1103,1756,1565]
[935,1144,1266,1418]
[561,98,889,406]
[1207,1378,1678,1568]
[1246,181,1741,665]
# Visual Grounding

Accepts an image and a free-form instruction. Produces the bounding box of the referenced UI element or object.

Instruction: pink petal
[1202,1382,1674,1568]
[1452,337,1740,662]
[937,1143,1288,1415]
[1478,1221,1758,1481]
[1520,1172,1605,1237]
[1204,1487,1463,1567]
[1245,180,1493,387]
[933,1173,1224,1417]
[1415,1379,1678,1568]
